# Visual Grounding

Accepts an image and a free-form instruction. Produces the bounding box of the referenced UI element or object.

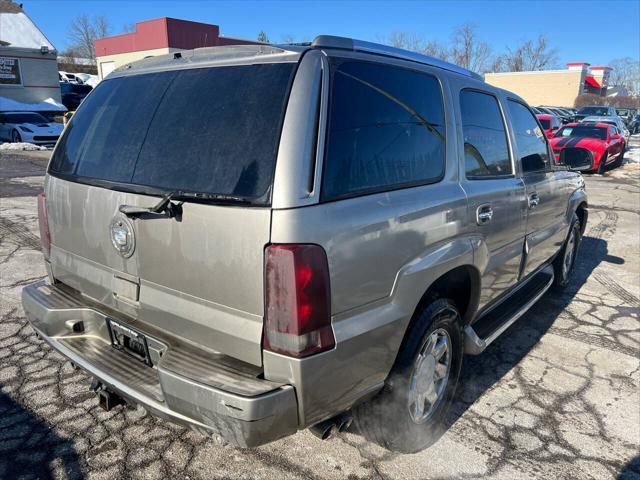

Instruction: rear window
[322,60,445,201]
[50,63,296,204]
[538,118,551,129]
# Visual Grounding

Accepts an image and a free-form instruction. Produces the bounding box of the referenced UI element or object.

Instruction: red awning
[585,76,601,88]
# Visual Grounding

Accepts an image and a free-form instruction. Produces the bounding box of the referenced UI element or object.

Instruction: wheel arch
[391,262,481,372]
[567,188,588,235]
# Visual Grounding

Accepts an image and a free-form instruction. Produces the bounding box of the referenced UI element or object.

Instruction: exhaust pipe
[309,412,352,440]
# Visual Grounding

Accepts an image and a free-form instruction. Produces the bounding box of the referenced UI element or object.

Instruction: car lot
[1,140,639,479]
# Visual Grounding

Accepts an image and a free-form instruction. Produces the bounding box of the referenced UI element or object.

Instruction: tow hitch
[91,379,125,411]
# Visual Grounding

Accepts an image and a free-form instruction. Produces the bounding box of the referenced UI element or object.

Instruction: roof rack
[311,35,483,81]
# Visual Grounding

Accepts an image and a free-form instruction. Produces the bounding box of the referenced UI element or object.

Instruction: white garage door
[100,61,115,79]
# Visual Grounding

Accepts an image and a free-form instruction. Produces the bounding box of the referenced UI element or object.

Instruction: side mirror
[562,148,593,171]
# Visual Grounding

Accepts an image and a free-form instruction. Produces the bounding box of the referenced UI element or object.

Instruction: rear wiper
[118,191,253,219]
[119,191,183,219]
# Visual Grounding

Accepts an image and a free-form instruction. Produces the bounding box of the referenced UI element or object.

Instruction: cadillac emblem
[109,214,135,258]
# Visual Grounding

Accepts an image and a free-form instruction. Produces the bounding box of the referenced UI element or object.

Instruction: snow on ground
[0,142,49,151]
[0,96,66,112]
[625,134,640,163]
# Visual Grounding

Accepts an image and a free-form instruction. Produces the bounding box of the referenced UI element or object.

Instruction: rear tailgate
[46,178,270,366]
[44,51,298,367]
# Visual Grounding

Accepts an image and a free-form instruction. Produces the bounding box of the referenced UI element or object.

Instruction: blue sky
[23,0,640,66]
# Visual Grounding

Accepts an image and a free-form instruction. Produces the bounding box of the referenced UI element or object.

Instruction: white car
[74,73,100,87]
[581,115,630,144]
[0,112,64,146]
[59,71,82,84]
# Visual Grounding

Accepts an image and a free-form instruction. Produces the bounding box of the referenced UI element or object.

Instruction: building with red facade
[95,17,259,79]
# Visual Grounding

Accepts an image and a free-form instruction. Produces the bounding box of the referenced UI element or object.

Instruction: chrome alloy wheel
[407,328,451,424]
[563,228,577,278]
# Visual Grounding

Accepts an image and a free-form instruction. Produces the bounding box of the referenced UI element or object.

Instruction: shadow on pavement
[447,234,623,428]
[618,455,640,480]
[0,391,84,479]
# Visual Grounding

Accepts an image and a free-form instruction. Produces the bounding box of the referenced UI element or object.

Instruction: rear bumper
[21,281,299,448]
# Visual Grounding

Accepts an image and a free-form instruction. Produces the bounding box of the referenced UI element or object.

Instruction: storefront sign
[0,57,22,85]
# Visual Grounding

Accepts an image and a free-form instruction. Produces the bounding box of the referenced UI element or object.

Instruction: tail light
[264,244,334,358]
[37,193,51,258]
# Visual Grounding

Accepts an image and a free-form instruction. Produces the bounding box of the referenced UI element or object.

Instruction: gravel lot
[1,140,639,480]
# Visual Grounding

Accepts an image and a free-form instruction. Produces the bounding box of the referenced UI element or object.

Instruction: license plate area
[107,318,152,367]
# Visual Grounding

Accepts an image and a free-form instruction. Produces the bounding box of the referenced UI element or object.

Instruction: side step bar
[464,265,554,355]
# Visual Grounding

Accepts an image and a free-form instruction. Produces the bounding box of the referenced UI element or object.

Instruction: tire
[11,129,22,143]
[353,298,463,453]
[552,213,581,290]
[596,151,607,174]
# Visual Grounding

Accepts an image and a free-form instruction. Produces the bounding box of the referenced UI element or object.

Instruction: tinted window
[322,60,445,201]
[460,90,511,178]
[6,113,49,124]
[538,118,551,129]
[50,64,295,203]
[508,100,550,173]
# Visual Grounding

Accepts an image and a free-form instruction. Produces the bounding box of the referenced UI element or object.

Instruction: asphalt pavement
[1,141,639,480]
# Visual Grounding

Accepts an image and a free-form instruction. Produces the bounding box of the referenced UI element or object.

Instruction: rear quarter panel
[265,58,480,424]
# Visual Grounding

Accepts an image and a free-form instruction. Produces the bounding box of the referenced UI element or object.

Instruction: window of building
[322,60,445,201]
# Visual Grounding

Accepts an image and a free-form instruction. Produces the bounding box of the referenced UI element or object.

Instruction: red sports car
[536,113,562,139]
[550,122,625,173]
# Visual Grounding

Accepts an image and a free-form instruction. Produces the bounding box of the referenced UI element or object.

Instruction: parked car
[536,106,555,115]
[550,122,625,173]
[574,105,617,122]
[60,82,93,111]
[0,111,63,145]
[616,108,637,127]
[59,71,83,84]
[629,113,640,135]
[74,72,100,88]
[540,106,572,124]
[22,36,588,453]
[581,115,630,144]
[536,113,562,138]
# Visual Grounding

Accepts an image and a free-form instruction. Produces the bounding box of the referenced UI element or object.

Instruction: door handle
[528,193,540,209]
[476,205,493,225]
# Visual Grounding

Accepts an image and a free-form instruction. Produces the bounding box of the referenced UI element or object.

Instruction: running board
[464,265,554,355]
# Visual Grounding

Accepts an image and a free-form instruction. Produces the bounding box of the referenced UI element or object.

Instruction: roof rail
[311,35,483,81]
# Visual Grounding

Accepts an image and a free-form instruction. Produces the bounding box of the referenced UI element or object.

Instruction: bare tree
[422,40,450,62]
[122,23,136,34]
[280,34,296,44]
[493,35,557,72]
[377,31,449,61]
[450,24,491,73]
[608,57,640,94]
[67,14,111,62]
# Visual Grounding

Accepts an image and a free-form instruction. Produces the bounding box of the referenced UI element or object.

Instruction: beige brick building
[485,63,611,108]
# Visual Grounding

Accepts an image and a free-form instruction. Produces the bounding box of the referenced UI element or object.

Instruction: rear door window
[460,90,512,178]
[508,100,551,174]
[50,63,296,204]
[322,60,445,201]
